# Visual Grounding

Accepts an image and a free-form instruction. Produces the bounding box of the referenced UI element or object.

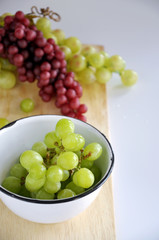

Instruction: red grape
[35,37,47,47]
[76,114,87,122]
[15,11,25,21]
[47,38,55,45]
[61,104,71,115]
[52,59,61,69]
[40,62,51,71]
[74,85,83,97]
[69,98,80,109]
[56,95,68,106]
[55,50,65,60]
[21,17,30,27]
[78,104,88,113]
[56,87,67,95]
[66,112,76,118]
[40,71,51,80]
[17,39,27,48]
[4,16,13,25]
[44,43,53,54]
[13,53,24,66]
[26,30,37,41]
[41,93,52,102]
[8,45,18,55]
[14,28,25,39]
[35,48,44,58]
[43,85,54,95]
[64,76,73,87]
[54,80,63,89]
[66,89,76,99]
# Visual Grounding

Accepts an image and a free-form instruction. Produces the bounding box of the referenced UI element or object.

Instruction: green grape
[57,152,78,170]
[50,154,59,165]
[0,57,16,71]
[60,46,72,60]
[43,32,57,43]
[64,37,81,54]
[88,53,105,68]
[61,170,70,181]
[52,29,65,45]
[0,118,9,128]
[57,189,76,199]
[44,180,61,194]
[20,98,35,113]
[73,168,94,188]
[69,54,86,72]
[10,163,28,179]
[20,150,43,171]
[81,159,94,169]
[0,69,16,89]
[66,181,85,194]
[102,51,110,68]
[73,134,85,151]
[36,188,55,200]
[121,69,138,86]
[44,131,60,148]
[83,143,102,161]
[29,163,46,179]
[25,175,45,192]
[19,185,31,198]
[77,68,96,84]
[81,46,96,58]
[55,118,74,139]
[2,176,21,194]
[46,165,64,183]
[90,165,101,184]
[36,17,51,32]
[107,55,126,72]
[95,67,112,84]
[100,51,110,60]
[62,133,85,151]
[32,141,47,158]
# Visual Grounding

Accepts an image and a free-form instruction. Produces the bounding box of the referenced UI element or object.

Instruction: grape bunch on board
[0,6,138,127]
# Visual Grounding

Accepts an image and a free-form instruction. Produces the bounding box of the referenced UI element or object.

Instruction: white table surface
[1,0,159,239]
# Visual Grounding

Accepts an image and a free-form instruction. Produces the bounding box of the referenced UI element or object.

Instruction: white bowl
[0,115,114,223]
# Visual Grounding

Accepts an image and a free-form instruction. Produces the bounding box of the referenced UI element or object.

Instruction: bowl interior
[0,115,113,192]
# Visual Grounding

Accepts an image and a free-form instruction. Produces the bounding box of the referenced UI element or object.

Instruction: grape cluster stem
[27,6,61,22]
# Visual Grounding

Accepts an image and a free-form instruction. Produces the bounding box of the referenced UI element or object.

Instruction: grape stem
[27,6,61,22]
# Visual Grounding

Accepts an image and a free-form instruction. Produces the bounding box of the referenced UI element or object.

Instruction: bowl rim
[0,114,114,204]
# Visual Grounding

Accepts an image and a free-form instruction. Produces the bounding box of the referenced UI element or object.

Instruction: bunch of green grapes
[35,16,138,87]
[66,45,138,86]
[2,118,102,200]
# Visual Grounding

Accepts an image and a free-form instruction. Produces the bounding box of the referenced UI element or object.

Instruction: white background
[1,0,159,239]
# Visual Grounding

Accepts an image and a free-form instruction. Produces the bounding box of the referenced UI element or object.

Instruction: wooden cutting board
[0,46,116,240]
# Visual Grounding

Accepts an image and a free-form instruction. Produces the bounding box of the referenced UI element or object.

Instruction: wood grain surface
[0,46,116,240]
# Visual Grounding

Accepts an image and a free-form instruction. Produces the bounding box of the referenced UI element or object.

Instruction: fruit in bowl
[0,115,114,223]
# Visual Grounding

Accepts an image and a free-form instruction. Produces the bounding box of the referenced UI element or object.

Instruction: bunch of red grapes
[0,11,87,121]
